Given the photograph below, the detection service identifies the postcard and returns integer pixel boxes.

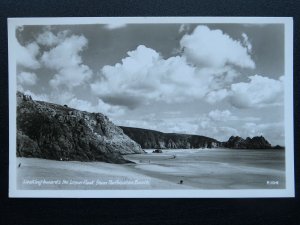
[8,17,294,198]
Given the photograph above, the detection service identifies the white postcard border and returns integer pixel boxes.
[8,17,294,198]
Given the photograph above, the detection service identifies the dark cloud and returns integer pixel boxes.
[101,95,143,110]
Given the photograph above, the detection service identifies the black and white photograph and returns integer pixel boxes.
[8,17,294,197]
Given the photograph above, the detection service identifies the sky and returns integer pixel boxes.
[15,22,285,145]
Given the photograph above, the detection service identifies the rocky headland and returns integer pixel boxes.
[120,126,220,149]
[222,136,272,149]
[17,92,144,164]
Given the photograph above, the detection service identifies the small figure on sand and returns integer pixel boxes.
[168,154,176,160]
[179,180,183,184]
[18,163,21,168]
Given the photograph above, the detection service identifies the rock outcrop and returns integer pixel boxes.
[152,149,163,153]
[223,136,272,149]
[17,92,144,163]
[272,145,285,150]
[119,126,220,149]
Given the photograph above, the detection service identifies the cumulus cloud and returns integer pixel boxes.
[41,34,87,69]
[90,27,258,109]
[15,25,284,145]
[91,45,245,108]
[230,75,284,108]
[206,89,229,104]
[49,65,92,89]
[16,40,40,69]
[17,72,38,86]
[180,25,255,69]
[91,45,198,107]
[40,33,92,89]
[36,30,69,46]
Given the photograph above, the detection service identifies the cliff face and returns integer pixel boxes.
[17,92,144,163]
[119,126,220,149]
[223,136,272,149]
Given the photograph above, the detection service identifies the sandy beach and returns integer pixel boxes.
[16,149,285,190]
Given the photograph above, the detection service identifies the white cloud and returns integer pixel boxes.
[230,75,284,108]
[91,45,197,106]
[16,40,40,69]
[89,28,258,110]
[17,72,38,86]
[49,65,92,89]
[206,89,229,104]
[41,34,87,70]
[104,23,127,30]
[241,33,252,53]
[193,110,238,141]
[178,24,190,33]
[180,25,255,69]
[91,45,245,108]
[208,109,235,121]
[40,33,92,89]
[36,30,69,46]
[89,27,259,110]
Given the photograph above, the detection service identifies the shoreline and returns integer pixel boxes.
[16,148,285,190]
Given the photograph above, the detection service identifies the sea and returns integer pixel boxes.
[125,148,285,189]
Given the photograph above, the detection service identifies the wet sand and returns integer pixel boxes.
[16,148,285,190]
